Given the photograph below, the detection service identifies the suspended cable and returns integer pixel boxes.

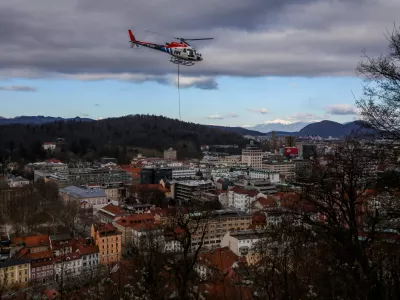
[178,63,181,121]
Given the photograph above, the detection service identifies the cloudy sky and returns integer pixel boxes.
[0,0,398,126]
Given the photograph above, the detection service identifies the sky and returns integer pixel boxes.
[0,0,398,127]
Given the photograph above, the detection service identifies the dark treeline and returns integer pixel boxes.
[0,114,247,163]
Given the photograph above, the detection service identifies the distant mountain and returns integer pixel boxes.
[208,125,266,136]
[298,120,374,137]
[247,121,311,133]
[0,116,94,125]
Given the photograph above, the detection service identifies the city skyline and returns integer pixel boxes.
[1,0,398,126]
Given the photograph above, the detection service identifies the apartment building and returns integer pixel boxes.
[171,166,197,179]
[68,168,132,186]
[228,187,259,213]
[241,141,263,169]
[91,223,122,265]
[249,169,280,183]
[190,209,252,250]
[221,229,266,259]
[262,160,295,179]
[0,259,31,288]
[172,180,215,202]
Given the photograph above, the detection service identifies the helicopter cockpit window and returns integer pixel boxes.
[183,49,187,53]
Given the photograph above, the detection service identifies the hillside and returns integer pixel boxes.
[298,120,374,137]
[208,125,266,136]
[0,115,247,162]
[0,115,93,125]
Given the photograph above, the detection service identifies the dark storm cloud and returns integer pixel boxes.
[0,0,398,88]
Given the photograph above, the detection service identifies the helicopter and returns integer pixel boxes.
[128,30,213,66]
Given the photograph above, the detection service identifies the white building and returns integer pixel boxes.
[42,142,56,151]
[54,252,82,282]
[241,141,263,169]
[7,176,30,188]
[249,169,280,183]
[78,246,100,275]
[221,229,266,256]
[262,161,295,179]
[228,187,260,213]
[171,166,197,179]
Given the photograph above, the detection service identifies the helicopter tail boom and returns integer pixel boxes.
[128,30,137,42]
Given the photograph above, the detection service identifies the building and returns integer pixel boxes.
[91,223,122,265]
[228,187,260,212]
[221,229,266,264]
[262,161,295,179]
[77,244,100,275]
[67,168,132,186]
[0,259,31,288]
[285,136,296,147]
[190,209,252,250]
[172,180,215,202]
[140,167,173,184]
[300,144,317,159]
[7,176,30,188]
[248,169,280,183]
[114,214,155,255]
[97,204,129,223]
[284,147,299,158]
[54,252,82,282]
[42,142,56,151]
[234,179,277,195]
[164,148,177,160]
[27,160,68,180]
[171,166,197,179]
[294,159,312,180]
[59,186,108,211]
[11,235,53,285]
[241,141,263,169]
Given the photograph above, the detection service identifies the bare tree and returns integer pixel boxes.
[356,24,400,141]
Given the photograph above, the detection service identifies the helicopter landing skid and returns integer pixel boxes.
[170,57,195,66]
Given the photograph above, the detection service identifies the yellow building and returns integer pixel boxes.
[0,259,31,288]
[91,223,122,265]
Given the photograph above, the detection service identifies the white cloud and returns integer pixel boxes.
[206,112,238,120]
[325,104,359,115]
[287,112,321,122]
[249,108,269,114]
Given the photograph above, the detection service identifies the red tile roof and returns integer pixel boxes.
[197,247,242,273]
[230,187,259,197]
[255,196,278,208]
[100,204,128,216]
[42,289,61,300]
[93,223,122,236]
[115,214,155,227]
[12,235,50,248]
[131,223,160,232]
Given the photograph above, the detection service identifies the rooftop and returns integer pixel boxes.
[176,180,213,187]
[60,186,106,198]
[229,229,266,240]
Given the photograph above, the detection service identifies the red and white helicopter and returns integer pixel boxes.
[128,30,213,66]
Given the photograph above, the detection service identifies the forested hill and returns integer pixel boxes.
[0,115,247,162]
